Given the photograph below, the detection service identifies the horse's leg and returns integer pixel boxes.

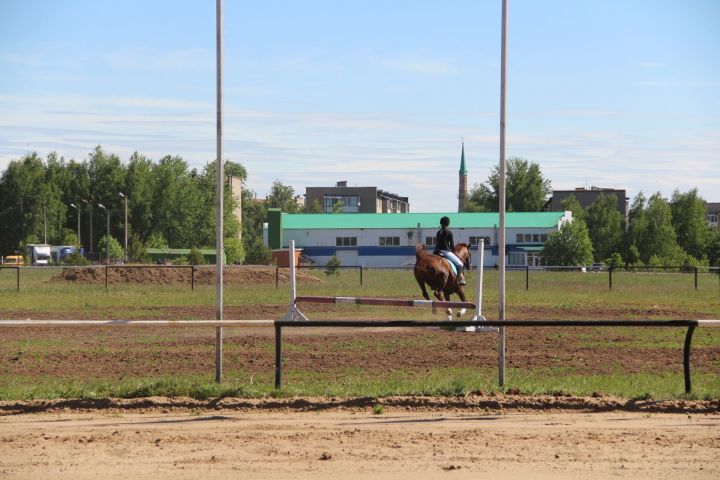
[455,287,467,318]
[418,280,430,301]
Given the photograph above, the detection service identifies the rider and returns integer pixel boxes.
[434,216,466,285]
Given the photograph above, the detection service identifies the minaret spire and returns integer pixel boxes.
[458,139,468,212]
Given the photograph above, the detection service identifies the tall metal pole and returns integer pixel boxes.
[70,203,81,250]
[83,199,93,254]
[119,192,128,262]
[43,204,47,244]
[214,0,224,383]
[106,210,110,263]
[498,0,508,388]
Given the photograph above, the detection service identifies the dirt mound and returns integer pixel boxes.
[51,265,323,286]
[1,394,718,415]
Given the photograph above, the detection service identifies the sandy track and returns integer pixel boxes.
[1,409,718,480]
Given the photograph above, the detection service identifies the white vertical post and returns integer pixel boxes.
[289,240,297,309]
[476,238,484,320]
[498,0,508,388]
[214,0,224,383]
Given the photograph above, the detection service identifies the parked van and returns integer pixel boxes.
[1,255,24,266]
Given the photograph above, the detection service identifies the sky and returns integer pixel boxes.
[1,0,718,212]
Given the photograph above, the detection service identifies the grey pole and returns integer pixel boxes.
[43,204,47,244]
[119,192,128,262]
[98,204,110,264]
[83,199,93,254]
[70,203,80,250]
[214,0,224,383]
[498,0,508,388]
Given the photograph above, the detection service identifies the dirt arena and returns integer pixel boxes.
[1,396,719,479]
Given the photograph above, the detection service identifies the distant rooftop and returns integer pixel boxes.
[282,211,567,230]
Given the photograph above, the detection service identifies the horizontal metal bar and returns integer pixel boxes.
[2,319,716,329]
[295,295,475,309]
[277,319,700,328]
[0,320,274,327]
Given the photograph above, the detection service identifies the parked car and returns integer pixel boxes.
[1,255,24,266]
[591,263,604,272]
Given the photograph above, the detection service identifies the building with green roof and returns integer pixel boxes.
[265,210,571,267]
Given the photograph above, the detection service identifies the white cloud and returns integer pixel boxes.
[1,91,719,211]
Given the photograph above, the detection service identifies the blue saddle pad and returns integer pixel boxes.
[443,258,458,276]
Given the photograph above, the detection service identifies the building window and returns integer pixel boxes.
[532,234,540,243]
[469,236,491,246]
[379,236,400,246]
[336,237,357,247]
[516,233,523,243]
[509,252,526,266]
[709,214,718,223]
[540,234,548,243]
[425,236,435,246]
[524,234,532,243]
[324,195,360,213]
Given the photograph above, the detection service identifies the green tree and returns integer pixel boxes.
[670,189,712,260]
[331,200,345,213]
[541,220,594,266]
[560,194,585,222]
[707,230,720,267]
[306,198,323,213]
[125,152,155,241]
[585,193,623,262]
[244,237,272,264]
[188,247,205,265]
[241,188,268,263]
[97,235,123,262]
[127,233,146,262]
[88,146,125,239]
[266,180,300,213]
[146,232,169,249]
[644,193,682,263]
[465,157,551,212]
[224,236,245,264]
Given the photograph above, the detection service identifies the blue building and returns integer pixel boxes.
[265,210,572,267]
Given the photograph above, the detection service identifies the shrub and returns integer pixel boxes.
[325,256,341,276]
[224,236,245,264]
[64,252,90,266]
[188,247,205,266]
[97,235,123,262]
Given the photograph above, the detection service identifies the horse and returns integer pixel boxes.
[414,243,472,319]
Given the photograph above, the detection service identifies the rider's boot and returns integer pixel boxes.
[457,272,466,285]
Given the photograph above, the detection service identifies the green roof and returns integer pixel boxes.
[282,212,566,230]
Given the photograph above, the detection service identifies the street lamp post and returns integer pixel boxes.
[118,192,128,262]
[98,204,110,264]
[70,203,81,250]
[82,199,93,254]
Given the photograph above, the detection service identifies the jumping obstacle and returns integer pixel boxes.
[282,239,495,332]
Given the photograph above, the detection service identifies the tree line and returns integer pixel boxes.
[1,150,717,267]
[0,147,256,263]
[464,157,719,267]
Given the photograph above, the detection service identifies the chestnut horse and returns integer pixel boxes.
[414,243,472,318]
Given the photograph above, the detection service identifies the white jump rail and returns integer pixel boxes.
[0,320,274,327]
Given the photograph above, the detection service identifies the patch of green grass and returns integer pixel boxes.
[1,367,718,401]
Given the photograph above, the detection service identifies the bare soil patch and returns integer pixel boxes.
[51,265,323,285]
[0,407,718,479]
[2,327,718,380]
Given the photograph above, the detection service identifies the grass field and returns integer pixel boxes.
[0,265,718,401]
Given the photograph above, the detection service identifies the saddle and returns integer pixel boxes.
[435,252,458,277]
